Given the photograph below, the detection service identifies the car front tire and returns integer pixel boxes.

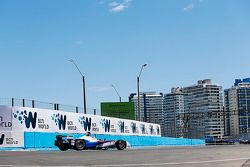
[116,140,127,150]
[75,139,86,150]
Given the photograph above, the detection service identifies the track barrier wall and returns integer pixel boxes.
[0,105,205,150]
[22,132,204,149]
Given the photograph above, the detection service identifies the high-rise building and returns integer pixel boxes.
[182,79,224,139]
[224,78,250,137]
[130,92,164,134]
[164,87,185,137]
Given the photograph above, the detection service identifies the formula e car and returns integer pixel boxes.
[239,138,250,144]
[55,134,128,151]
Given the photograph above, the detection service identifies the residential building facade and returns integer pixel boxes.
[130,92,164,134]
[182,79,224,139]
[224,78,250,137]
[163,87,185,137]
[130,79,224,139]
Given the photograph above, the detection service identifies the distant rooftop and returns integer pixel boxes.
[234,78,250,86]
[197,79,212,85]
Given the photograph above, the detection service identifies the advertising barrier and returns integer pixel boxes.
[10,106,161,136]
[0,106,12,131]
[0,105,205,149]
[0,131,24,148]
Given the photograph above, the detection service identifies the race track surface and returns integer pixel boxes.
[1,145,250,167]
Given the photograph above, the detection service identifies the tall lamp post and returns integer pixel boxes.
[137,64,147,121]
[111,84,121,102]
[69,59,87,114]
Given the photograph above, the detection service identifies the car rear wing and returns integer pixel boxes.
[56,135,74,141]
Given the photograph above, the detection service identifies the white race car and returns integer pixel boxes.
[55,134,128,151]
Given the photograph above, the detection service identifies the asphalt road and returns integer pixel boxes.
[1,145,250,167]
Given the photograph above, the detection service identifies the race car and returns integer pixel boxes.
[54,133,128,151]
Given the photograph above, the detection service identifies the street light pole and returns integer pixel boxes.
[137,76,140,121]
[111,84,122,102]
[137,64,147,122]
[69,59,87,114]
[82,76,87,114]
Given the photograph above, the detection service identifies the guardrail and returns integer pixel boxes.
[0,98,99,115]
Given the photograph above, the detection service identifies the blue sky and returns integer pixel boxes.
[0,0,250,113]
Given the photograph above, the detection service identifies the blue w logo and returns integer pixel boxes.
[0,134,4,145]
[58,115,67,130]
[104,120,110,132]
[150,125,154,134]
[24,112,37,129]
[157,126,160,135]
[119,121,125,133]
[13,110,37,129]
[141,124,145,134]
[131,123,136,133]
[83,117,91,131]
[79,116,92,131]
[100,119,111,132]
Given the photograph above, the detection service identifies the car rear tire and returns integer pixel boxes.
[116,140,126,150]
[75,140,86,150]
[58,144,69,151]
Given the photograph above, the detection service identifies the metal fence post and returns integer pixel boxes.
[76,106,78,113]
[12,98,14,107]
[32,100,35,108]
[22,99,25,107]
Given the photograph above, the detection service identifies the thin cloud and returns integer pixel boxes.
[183,0,204,12]
[109,0,132,13]
[124,0,132,3]
[183,3,195,12]
[89,86,112,92]
[110,4,127,12]
[109,1,119,7]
